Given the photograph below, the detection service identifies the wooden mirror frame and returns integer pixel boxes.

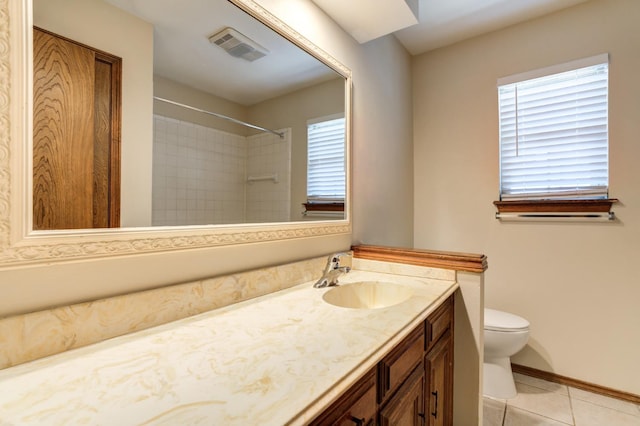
[0,0,352,267]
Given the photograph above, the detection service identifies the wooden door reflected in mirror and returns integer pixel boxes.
[32,27,121,230]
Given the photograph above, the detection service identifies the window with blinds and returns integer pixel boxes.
[307,116,346,202]
[498,54,609,200]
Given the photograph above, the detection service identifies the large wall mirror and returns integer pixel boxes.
[0,0,351,266]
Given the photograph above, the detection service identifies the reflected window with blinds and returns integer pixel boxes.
[306,115,346,205]
[497,54,609,200]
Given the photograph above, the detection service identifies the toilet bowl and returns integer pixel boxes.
[483,308,530,399]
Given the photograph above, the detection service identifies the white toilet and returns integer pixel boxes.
[483,308,530,399]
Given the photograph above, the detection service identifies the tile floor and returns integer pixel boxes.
[483,373,640,425]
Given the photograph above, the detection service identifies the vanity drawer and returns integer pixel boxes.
[426,296,453,351]
[377,324,425,403]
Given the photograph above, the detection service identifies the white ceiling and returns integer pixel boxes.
[100,0,592,105]
[394,0,591,55]
[104,0,339,106]
[311,0,419,43]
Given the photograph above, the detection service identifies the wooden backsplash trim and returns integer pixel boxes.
[351,245,487,273]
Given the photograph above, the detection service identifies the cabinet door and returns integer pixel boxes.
[378,324,425,403]
[379,364,425,426]
[425,332,453,426]
[310,370,376,426]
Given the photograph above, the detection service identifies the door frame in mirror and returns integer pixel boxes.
[0,0,351,267]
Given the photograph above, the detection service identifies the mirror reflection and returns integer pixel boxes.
[32,0,347,230]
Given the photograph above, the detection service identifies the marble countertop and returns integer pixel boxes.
[0,269,457,425]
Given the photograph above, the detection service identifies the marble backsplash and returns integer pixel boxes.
[0,255,328,370]
[0,254,458,370]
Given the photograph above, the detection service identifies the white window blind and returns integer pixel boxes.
[307,116,346,201]
[498,55,609,200]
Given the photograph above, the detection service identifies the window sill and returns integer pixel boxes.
[493,199,618,221]
[303,202,344,212]
[494,199,618,213]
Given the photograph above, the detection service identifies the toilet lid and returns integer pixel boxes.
[485,308,530,332]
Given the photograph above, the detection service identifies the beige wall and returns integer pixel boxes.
[34,0,154,227]
[412,0,640,394]
[353,36,414,246]
[0,0,414,316]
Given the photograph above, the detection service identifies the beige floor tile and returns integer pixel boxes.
[484,397,506,426]
[507,382,574,424]
[569,387,640,417]
[514,373,568,395]
[504,406,572,425]
[572,398,640,426]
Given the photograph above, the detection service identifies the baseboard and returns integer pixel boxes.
[512,363,640,404]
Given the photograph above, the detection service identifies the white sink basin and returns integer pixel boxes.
[322,281,414,309]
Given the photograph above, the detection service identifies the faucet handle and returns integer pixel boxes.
[314,252,353,288]
[332,252,352,271]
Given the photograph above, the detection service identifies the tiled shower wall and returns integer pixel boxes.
[152,115,290,226]
[246,130,291,223]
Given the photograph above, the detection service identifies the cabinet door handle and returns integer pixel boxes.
[347,414,366,425]
[431,390,439,418]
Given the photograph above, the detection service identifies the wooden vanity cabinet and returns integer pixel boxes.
[378,325,425,404]
[424,335,453,426]
[309,369,377,426]
[426,296,453,352]
[379,363,425,425]
[424,297,454,426]
[311,295,454,426]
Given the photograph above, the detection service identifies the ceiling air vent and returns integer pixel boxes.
[209,27,268,62]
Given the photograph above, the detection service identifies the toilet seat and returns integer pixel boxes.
[485,308,529,332]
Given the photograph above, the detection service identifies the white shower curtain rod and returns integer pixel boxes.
[153,96,285,139]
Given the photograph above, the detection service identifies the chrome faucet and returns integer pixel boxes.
[314,252,352,288]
